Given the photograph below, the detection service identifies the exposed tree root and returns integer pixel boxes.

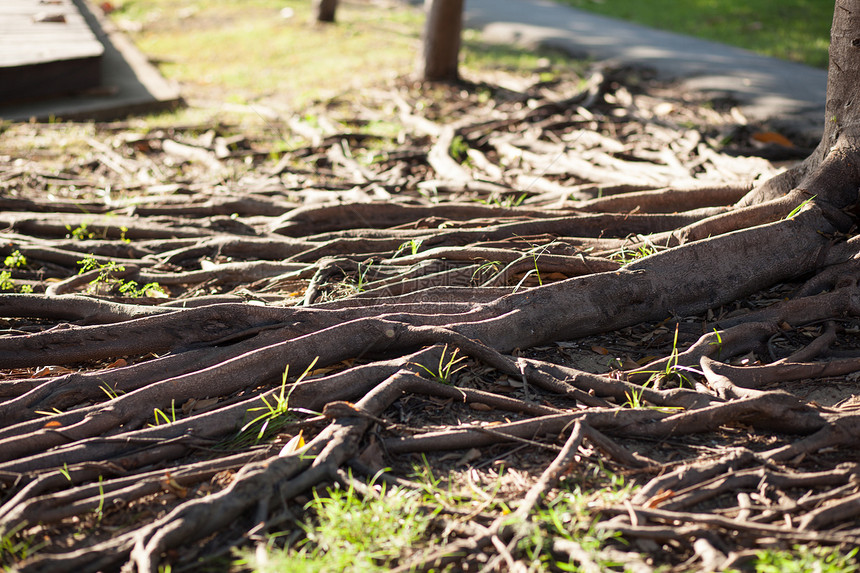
[3,61,860,572]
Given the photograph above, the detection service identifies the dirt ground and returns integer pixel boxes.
[2,63,860,572]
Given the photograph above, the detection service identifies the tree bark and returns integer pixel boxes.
[740,0,860,208]
[814,0,860,192]
[313,0,338,23]
[418,0,464,81]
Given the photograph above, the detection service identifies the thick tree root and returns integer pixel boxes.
[4,65,860,572]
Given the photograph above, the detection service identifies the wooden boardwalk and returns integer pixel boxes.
[0,0,104,103]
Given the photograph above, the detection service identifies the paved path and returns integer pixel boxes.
[464,0,828,138]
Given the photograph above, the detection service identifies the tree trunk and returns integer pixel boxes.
[740,0,860,208]
[313,0,338,23]
[418,0,464,81]
[809,0,860,200]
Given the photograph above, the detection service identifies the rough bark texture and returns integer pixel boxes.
[313,0,338,23]
[418,0,464,81]
[3,2,860,572]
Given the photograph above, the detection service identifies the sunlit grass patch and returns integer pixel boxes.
[112,0,424,108]
[236,479,439,572]
[556,0,832,68]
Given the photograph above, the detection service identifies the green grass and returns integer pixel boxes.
[743,545,859,573]
[110,0,587,129]
[236,479,439,572]
[555,0,833,68]
[238,358,318,444]
[76,256,166,298]
[518,471,633,571]
[412,345,466,385]
[236,459,638,572]
[610,243,658,265]
[112,0,424,108]
[1,522,44,570]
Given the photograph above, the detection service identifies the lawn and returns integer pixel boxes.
[107,0,576,126]
[556,0,833,68]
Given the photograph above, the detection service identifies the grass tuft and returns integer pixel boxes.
[741,545,859,573]
[237,478,438,572]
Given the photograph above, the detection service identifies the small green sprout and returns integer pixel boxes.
[611,243,657,264]
[708,327,723,358]
[393,238,423,258]
[152,400,177,426]
[77,256,165,298]
[100,383,122,400]
[3,250,26,268]
[240,357,319,442]
[0,271,15,292]
[66,222,95,241]
[623,383,648,409]
[59,463,72,482]
[118,280,167,298]
[785,195,817,219]
[354,261,372,292]
[479,193,527,208]
[94,476,105,522]
[449,134,469,162]
[414,346,467,384]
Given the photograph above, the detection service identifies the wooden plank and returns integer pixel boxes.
[0,0,103,102]
[0,0,182,121]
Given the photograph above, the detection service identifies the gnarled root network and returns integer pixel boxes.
[3,65,860,572]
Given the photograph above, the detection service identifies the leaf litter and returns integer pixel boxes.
[0,63,858,572]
